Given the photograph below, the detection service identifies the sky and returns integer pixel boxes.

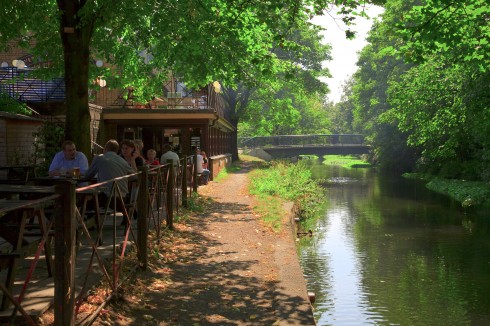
[311,5,384,103]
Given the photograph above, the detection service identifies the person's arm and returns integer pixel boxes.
[129,151,138,172]
[78,152,89,174]
[84,156,99,180]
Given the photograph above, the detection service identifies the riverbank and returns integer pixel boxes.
[403,172,490,208]
[90,159,316,325]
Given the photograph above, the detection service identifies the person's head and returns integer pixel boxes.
[134,139,144,154]
[147,149,157,160]
[201,150,207,157]
[62,140,77,160]
[120,139,135,158]
[104,139,119,153]
[163,144,172,153]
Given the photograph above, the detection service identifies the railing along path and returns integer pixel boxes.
[0,155,201,325]
[238,134,366,149]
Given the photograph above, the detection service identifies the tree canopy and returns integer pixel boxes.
[342,0,490,181]
[0,0,381,155]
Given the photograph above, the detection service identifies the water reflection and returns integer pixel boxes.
[298,159,490,326]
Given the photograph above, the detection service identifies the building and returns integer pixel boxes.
[0,51,234,179]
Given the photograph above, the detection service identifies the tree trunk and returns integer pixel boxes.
[59,0,93,157]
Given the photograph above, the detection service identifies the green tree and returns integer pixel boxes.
[386,58,490,180]
[225,17,333,159]
[395,0,490,71]
[0,0,380,156]
[0,91,31,115]
[350,0,420,172]
[327,78,355,134]
[383,0,490,180]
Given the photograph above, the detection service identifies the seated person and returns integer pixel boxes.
[133,139,147,165]
[120,139,145,170]
[196,148,210,185]
[146,149,160,165]
[160,144,180,168]
[201,150,209,169]
[84,139,135,204]
[49,140,89,177]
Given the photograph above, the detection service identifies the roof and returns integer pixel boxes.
[101,108,235,132]
[0,110,44,122]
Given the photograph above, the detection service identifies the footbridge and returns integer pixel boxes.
[239,134,370,160]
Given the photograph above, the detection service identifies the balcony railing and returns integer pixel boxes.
[0,67,65,102]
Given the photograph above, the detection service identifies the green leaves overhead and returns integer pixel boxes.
[397,0,490,70]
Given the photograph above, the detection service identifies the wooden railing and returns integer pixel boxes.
[0,155,201,325]
[238,134,366,149]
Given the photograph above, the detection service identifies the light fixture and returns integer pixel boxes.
[213,81,221,93]
[12,59,26,69]
[95,60,103,67]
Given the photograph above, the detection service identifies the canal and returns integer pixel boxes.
[297,161,490,326]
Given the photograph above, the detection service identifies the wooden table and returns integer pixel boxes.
[0,184,55,200]
[0,197,56,310]
[33,177,103,245]
[0,166,37,185]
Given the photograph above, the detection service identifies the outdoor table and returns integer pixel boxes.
[0,197,56,310]
[0,184,55,200]
[0,166,37,185]
[33,177,103,244]
[34,175,95,187]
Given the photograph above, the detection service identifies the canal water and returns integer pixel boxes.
[297,161,490,326]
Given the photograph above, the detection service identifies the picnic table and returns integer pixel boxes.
[0,166,37,185]
[0,196,57,311]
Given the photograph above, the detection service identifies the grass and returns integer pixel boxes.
[248,160,326,232]
[214,164,241,182]
[322,155,371,168]
[175,192,207,222]
[404,172,490,207]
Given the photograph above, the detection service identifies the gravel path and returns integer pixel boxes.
[102,161,316,326]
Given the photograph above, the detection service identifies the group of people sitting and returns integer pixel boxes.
[47,139,211,200]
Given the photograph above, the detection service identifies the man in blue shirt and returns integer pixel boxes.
[48,140,89,177]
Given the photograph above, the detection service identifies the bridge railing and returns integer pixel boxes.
[238,134,365,149]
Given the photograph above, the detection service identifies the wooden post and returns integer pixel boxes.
[181,155,188,207]
[192,154,198,193]
[137,166,148,270]
[54,180,76,326]
[166,160,174,229]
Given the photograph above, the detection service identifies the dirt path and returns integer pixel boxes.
[101,161,316,325]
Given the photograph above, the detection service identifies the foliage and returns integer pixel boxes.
[425,178,490,208]
[32,121,65,176]
[395,0,490,71]
[326,78,356,134]
[347,0,421,173]
[322,155,371,168]
[0,92,31,115]
[249,160,326,230]
[385,56,490,180]
[404,172,490,207]
[0,0,379,156]
[229,17,333,143]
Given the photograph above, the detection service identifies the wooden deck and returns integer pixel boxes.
[0,212,141,322]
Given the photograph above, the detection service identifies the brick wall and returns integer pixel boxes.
[209,154,232,180]
[0,119,42,166]
[0,41,31,67]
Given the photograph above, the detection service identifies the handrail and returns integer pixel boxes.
[238,134,366,149]
[0,156,202,324]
